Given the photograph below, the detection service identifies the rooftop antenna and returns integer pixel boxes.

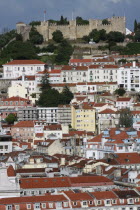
[44,10,46,22]
[72,9,74,20]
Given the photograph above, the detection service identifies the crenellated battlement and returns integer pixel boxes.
[16,16,126,42]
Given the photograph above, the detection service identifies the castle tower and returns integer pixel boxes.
[69,20,77,40]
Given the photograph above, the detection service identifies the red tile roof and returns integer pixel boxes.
[0,195,67,205]
[12,121,34,128]
[89,65,101,69]
[2,96,29,102]
[116,97,131,102]
[7,165,15,177]
[99,109,117,114]
[20,175,113,189]
[70,176,113,186]
[91,191,118,199]
[70,59,92,63]
[4,60,45,65]
[17,75,36,80]
[35,133,44,137]
[20,177,71,189]
[64,191,93,201]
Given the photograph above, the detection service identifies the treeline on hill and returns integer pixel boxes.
[83,29,125,43]
[0,28,73,66]
[0,30,16,49]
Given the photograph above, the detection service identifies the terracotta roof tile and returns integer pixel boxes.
[91,191,118,199]
[0,195,67,205]
[4,60,45,65]
[116,97,131,102]
[7,165,15,177]
[12,121,34,128]
[2,96,29,102]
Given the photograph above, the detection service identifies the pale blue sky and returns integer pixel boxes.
[0,0,139,32]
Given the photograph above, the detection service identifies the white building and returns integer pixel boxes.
[117,61,140,91]
[88,65,118,83]
[116,97,134,110]
[60,66,88,83]
[3,60,45,79]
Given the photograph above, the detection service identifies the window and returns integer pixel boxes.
[56,202,62,207]
[7,205,12,210]
[0,146,3,150]
[15,205,20,210]
[42,203,46,208]
[97,200,101,205]
[27,204,31,209]
[112,199,116,204]
[5,145,8,150]
[63,202,68,207]
[34,203,40,209]
[120,199,124,204]
[89,201,93,205]
[73,202,77,206]
[83,201,87,205]
[106,200,110,204]
[49,203,53,208]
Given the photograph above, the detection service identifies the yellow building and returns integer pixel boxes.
[71,103,96,132]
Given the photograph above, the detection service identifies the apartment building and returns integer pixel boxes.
[0,134,12,155]
[88,64,118,83]
[71,102,96,132]
[61,66,88,83]
[3,60,45,79]
[117,62,140,91]
[18,106,71,125]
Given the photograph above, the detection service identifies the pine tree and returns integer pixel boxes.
[61,85,74,104]
[119,108,133,128]
[134,19,138,32]
[41,72,51,91]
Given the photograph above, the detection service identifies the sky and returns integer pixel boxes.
[0,0,140,33]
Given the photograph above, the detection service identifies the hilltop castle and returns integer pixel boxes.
[16,16,126,42]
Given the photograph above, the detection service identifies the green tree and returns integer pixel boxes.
[134,19,138,32]
[102,19,110,25]
[118,108,133,128]
[29,27,43,45]
[5,113,17,124]
[0,29,16,49]
[76,16,89,25]
[29,21,41,27]
[41,73,51,91]
[118,59,127,64]
[88,29,107,43]
[82,35,90,43]
[55,39,73,64]
[37,88,62,107]
[0,40,37,60]
[16,33,23,41]
[135,31,140,42]
[107,31,125,42]
[45,44,56,53]
[58,16,69,25]
[61,86,74,104]
[114,88,126,96]
[52,30,64,43]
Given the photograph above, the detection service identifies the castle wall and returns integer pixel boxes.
[76,25,90,38]
[16,16,126,42]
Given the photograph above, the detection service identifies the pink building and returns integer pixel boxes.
[11,121,34,140]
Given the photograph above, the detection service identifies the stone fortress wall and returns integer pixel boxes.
[16,16,126,42]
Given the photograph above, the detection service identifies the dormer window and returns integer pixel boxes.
[97,200,101,205]
[82,201,87,206]
[73,202,77,206]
